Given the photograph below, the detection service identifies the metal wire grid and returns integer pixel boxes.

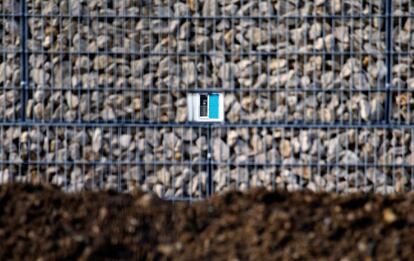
[0,125,209,199]
[392,1,414,124]
[0,0,21,122]
[0,0,413,199]
[22,1,389,125]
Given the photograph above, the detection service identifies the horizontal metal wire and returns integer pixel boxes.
[0,14,393,19]
[14,87,391,92]
[23,51,389,56]
[4,51,413,56]
[212,162,414,168]
[3,161,414,168]
[0,160,209,165]
[0,120,411,129]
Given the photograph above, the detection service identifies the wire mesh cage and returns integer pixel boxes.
[0,0,413,199]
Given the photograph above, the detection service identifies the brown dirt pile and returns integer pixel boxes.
[0,184,413,260]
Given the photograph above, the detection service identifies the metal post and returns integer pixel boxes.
[207,125,213,197]
[20,0,28,120]
[385,0,393,123]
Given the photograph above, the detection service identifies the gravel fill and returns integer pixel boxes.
[25,0,388,123]
[1,0,414,195]
[1,126,414,195]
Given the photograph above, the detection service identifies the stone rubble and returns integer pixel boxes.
[22,0,388,123]
[0,0,413,197]
[0,124,413,196]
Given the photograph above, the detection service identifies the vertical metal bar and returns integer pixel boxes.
[412,129,414,192]
[385,0,393,123]
[385,0,394,194]
[19,0,29,186]
[20,0,28,120]
[207,125,212,197]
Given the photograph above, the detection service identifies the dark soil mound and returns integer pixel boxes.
[0,184,413,260]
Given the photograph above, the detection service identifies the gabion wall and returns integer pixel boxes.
[0,0,413,199]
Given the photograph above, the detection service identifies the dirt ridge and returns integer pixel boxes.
[0,184,413,260]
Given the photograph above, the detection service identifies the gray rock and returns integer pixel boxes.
[174,2,191,16]
[56,149,67,162]
[53,62,72,87]
[131,59,148,77]
[393,64,409,75]
[105,175,118,191]
[0,169,11,184]
[101,107,115,120]
[69,143,81,160]
[51,175,65,187]
[43,1,58,15]
[153,183,164,197]
[75,56,90,70]
[213,138,230,161]
[351,73,369,89]
[69,0,84,15]
[97,35,111,50]
[315,34,335,51]
[65,92,79,110]
[164,132,178,150]
[33,90,46,102]
[299,131,312,152]
[407,78,414,90]
[245,27,269,46]
[182,62,197,85]
[194,35,212,50]
[33,103,44,119]
[145,128,161,148]
[179,22,191,39]
[375,185,395,195]
[334,26,349,42]
[368,60,387,80]
[29,129,44,143]
[309,23,322,40]
[157,168,172,186]
[341,58,361,78]
[340,150,360,165]
[92,129,102,153]
[119,134,132,149]
[93,55,113,70]
[269,59,287,71]
[176,128,197,142]
[72,33,88,51]
[32,68,50,86]
[169,20,180,33]
[202,0,220,16]
[359,98,370,121]
[280,140,292,158]
[227,130,238,147]
[320,108,335,122]
[226,101,241,122]
[275,1,295,16]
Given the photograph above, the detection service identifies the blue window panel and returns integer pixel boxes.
[209,94,219,119]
